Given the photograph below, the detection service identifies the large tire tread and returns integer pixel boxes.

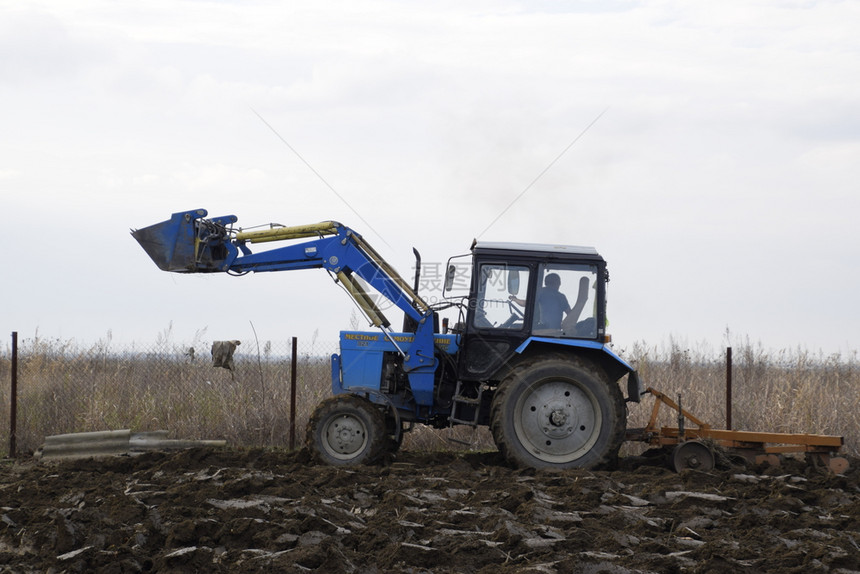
[490,353,625,470]
[306,394,387,466]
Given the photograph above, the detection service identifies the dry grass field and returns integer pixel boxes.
[1,333,857,458]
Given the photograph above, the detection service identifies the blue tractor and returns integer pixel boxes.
[133,209,643,469]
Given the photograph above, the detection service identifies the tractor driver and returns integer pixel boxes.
[510,272,570,330]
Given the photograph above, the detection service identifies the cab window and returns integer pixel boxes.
[472,264,530,330]
[532,263,599,338]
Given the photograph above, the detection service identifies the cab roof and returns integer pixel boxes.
[471,240,602,260]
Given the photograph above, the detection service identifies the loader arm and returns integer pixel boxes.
[230,221,430,329]
[132,209,438,399]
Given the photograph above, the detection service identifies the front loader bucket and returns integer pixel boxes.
[131,209,207,272]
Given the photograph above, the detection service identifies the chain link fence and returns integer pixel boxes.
[0,335,337,455]
[5,334,857,458]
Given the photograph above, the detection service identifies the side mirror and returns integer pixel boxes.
[507,269,520,295]
[442,254,473,299]
[444,264,457,292]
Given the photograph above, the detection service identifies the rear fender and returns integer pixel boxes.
[515,337,644,402]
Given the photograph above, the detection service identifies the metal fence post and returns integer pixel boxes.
[289,336,298,450]
[9,332,18,458]
[726,346,733,431]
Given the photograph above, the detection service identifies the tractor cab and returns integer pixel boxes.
[446,241,609,382]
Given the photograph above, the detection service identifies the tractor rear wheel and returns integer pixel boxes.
[490,356,626,469]
[306,394,387,466]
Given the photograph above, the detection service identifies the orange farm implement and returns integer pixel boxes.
[626,388,848,473]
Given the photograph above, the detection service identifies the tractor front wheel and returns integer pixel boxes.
[306,394,387,466]
[490,356,626,469]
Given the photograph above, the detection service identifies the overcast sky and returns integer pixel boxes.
[2,0,858,357]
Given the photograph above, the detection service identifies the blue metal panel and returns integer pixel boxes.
[330,353,343,394]
[340,350,385,391]
[334,331,459,406]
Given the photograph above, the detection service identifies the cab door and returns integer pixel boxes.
[459,262,533,380]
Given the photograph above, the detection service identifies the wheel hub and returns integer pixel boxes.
[324,415,366,456]
[672,440,715,472]
[543,402,575,439]
[549,409,568,427]
[515,380,601,460]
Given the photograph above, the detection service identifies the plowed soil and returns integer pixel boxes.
[2,448,860,573]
